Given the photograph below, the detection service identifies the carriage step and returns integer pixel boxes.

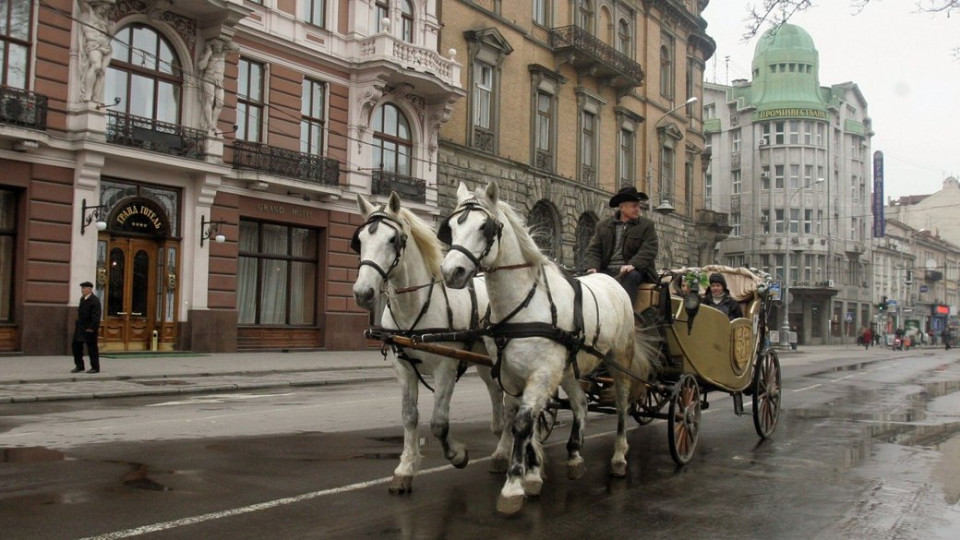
[733,392,744,416]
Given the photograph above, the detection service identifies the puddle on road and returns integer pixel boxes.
[1,446,66,463]
[114,461,172,491]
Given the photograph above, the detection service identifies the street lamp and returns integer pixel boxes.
[780,177,824,349]
[651,97,698,215]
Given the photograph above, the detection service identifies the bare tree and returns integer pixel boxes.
[744,0,959,40]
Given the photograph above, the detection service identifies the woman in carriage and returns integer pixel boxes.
[703,272,742,320]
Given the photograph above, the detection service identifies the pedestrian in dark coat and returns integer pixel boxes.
[945,329,953,351]
[702,273,743,321]
[72,281,101,374]
[582,186,659,306]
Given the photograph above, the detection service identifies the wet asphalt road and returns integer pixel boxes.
[2,347,960,539]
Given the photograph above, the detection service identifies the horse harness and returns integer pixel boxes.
[437,200,606,387]
[352,209,483,391]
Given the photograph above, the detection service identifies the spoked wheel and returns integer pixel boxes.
[631,387,666,425]
[752,348,782,438]
[667,374,701,466]
[538,402,559,442]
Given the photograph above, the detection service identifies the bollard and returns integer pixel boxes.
[151,330,158,351]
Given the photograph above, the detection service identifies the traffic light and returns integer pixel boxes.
[878,296,887,312]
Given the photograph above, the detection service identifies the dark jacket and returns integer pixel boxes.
[703,292,743,320]
[582,212,658,280]
[74,293,102,343]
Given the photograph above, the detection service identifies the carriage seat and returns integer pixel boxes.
[700,265,763,320]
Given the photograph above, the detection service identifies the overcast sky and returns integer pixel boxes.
[701,1,960,201]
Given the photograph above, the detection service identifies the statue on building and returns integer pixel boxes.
[197,36,236,133]
[78,0,115,103]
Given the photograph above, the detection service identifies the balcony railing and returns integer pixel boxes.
[233,141,340,186]
[549,26,644,88]
[106,111,205,160]
[372,170,426,203]
[0,85,48,130]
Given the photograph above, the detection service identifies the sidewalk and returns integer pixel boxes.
[0,343,899,404]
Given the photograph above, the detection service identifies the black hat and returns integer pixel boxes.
[608,186,650,208]
[708,273,726,287]
[80,281,94,288]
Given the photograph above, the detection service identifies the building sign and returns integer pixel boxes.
[872,151,885,237]
[108,197,170,236]
[756,108,828,120]
[934,305,950,316]
[769,282,781,301]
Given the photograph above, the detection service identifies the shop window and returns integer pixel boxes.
[0,189,16,322]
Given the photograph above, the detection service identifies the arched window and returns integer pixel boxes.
[528,200,561,261]
[617,20,631,55]
[659,37,674,98]
[106,25,182,123]
[577,0,593,33]
[575,213,597,271]
[401,0,414,43]
[372,103,412,175]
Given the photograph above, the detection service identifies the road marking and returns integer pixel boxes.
[793,383,822,392]
[80,408,715,538]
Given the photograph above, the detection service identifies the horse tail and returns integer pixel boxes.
[632,324,663,381]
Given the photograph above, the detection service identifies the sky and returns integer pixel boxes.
[700,1,960,201]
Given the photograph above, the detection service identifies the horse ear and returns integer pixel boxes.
[484,180,500,206]
[456,182,471,202]
[357,193,375,218]
[387,191,402,214]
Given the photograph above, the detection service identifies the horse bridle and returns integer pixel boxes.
[350,210,408,280]
[436,200,503,271]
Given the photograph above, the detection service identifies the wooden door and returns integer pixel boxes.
[100,238,156,351]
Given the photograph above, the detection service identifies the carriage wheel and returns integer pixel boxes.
[667,374,701,466]
[752,349,782,439]
[537,404,558,442]
[631,387,666,425]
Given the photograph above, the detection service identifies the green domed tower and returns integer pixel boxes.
[750,24,827,119]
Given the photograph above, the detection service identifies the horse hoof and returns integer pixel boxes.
[497,494,524,515]
[522,476,543,497]
[610,462,627,478]
[388,475,413,494]
[567,460,585,480]
[490,456,509,474]
[451,448,469,469]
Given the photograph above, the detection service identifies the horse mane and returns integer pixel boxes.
[396,206,443,279]
[495,200,549,267]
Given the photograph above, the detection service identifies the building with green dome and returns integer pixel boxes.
[703,23,874,346]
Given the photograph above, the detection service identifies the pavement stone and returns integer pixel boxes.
[0,344,931,404]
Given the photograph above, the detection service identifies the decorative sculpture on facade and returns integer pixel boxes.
[78,0,116,103]
[197,36,236,133]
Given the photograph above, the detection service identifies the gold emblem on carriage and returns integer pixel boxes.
[730,324,752,375]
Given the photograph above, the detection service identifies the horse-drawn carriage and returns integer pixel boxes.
[352,182,781,514]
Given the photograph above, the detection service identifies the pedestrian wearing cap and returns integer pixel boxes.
[702,273,742,321]
[72,281,101,374]
[582,186,659,306]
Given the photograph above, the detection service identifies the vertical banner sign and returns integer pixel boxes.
[873,151,885,237]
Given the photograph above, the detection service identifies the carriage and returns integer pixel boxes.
[555,264,782,466]
[353,183,781,513]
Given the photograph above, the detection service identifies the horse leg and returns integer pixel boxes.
[610,379,631,477]
[490,394,518,474]
[430,366,468,469]
[498,404,535,515]
[559,373,588,480]
[475,365,506,437]
[391,365,421,493]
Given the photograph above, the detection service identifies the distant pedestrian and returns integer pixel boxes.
[863,328,873,350]
[945,329,953,351]
[72,281,101,374]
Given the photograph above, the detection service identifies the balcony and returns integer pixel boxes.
[372,170,426,203]
[356,34,462,101]
[549,26,644,91]
[233,141,340,187]
[0,86,47,131]
[106,112,205,160]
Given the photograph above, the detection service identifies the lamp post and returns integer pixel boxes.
[651,97,698,215]
[780,177,823,349]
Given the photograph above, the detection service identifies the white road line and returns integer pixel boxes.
[81,408,718,539]
[793,383,822,392]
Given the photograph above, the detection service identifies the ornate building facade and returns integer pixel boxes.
[0,0,462,354]
[434,0,719,271]
[704,23,874,345]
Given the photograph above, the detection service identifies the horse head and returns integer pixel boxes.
[352,192,409,309]
[439,181,504,289]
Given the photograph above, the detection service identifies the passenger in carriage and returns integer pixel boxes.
[582,186,659,306]
[703,273,742,321]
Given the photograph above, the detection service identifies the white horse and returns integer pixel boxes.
[351,192,506,494]
[439,181,659,514]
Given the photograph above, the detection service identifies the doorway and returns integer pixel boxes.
[101,238,156,351]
